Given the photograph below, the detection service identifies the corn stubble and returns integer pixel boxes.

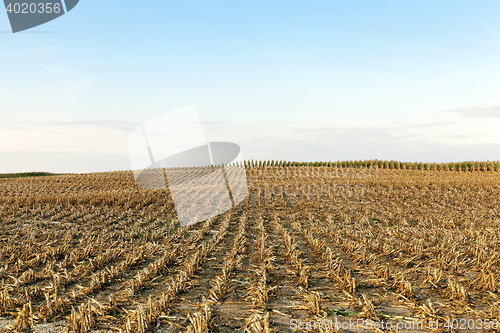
[0,164,499,332]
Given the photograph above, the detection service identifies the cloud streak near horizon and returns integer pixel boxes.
[2,100,500,174]
[449,105,500,118]
[2,117,499,174]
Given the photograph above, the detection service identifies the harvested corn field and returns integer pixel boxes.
[0,165,500,332]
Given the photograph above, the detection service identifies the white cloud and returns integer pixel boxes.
[0,151,130,173]
[234,124,500,163]
[2,103,500,173]
[449,104,500,118]
[45,120,139,131]
[0,121,131,155]
[203,113,500,164]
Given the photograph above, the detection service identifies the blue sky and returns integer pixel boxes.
[1,0,500,173]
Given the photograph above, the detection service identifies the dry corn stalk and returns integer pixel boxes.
[361,294,379,321]
[6,301,32,332]
[0,288,14,314]
[185,298,211,333]
[244,311,270,333]
[446,278,470,303]
[304,291,321,315]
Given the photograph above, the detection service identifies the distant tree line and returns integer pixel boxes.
[240,160,500,171]
[0,172,59,179]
